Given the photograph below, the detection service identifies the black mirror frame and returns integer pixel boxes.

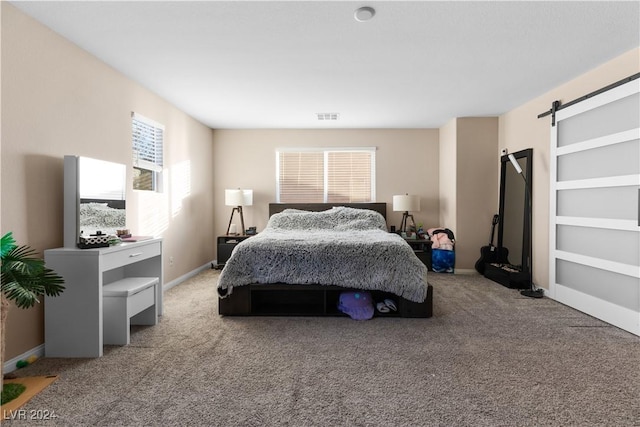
[497,148,533,274]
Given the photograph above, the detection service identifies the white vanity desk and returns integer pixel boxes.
[44,238,163,357]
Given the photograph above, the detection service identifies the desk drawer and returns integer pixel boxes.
[102,242,161,271]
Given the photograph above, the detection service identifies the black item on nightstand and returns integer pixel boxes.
[216,235,252,268]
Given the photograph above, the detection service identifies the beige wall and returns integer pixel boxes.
[1,4,215,359]
[438,118,457,230]
[456,118,499,269]
[211,129,439,256]
[499,47,640,290]
[438,118,499,270]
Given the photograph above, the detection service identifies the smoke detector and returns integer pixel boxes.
[354,6,376,22]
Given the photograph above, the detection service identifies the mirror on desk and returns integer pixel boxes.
[64,155,127,247]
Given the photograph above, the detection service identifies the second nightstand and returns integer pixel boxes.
[216,235,252,268]
[402,238,433,271]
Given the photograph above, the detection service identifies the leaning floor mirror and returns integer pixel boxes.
[484,148,533,289]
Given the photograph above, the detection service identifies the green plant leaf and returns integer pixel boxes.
[0,232,17,259]
[1,234,65,309]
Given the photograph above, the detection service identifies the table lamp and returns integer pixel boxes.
[225,189,253,235]
[393,194,420,234]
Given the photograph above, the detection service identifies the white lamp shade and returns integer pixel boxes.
[225,189,253,206]
[393,194,420,212]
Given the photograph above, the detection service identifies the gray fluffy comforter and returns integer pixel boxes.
[217,207,428,302]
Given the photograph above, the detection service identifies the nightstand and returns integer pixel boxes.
[401,238,433,271]
[216,235,252,268]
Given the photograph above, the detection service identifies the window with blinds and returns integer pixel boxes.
[276,148,375,203]
[132,112,164,191]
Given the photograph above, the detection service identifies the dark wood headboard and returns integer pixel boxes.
[269,203,387,220]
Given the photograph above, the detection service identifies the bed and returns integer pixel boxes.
[217,203,433,318]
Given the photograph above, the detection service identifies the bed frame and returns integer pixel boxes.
[218,203,433,318]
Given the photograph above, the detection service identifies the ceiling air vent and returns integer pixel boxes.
[316,113,340,121]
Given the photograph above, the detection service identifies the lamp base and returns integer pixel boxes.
[520,289,544,298]
[226,206,246,236]
[399,212,416,234]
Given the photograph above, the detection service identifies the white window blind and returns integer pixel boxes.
[132,112,164,191]
[277,148,375,203]
[278,151,324,203]
[327,151,372,203]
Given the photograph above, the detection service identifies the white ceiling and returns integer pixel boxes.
[10,1,640,129]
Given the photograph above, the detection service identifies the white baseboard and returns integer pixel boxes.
[4,262,215,373]
[163,260,215,291]
[453,268,478,275]
[4,344,45,374]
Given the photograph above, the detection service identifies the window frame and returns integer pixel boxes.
[275,147,376,203]
[132,112,164,192]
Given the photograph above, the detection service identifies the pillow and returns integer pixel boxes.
[267,206,386,232]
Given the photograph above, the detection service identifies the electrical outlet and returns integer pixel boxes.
[169,256,174,266]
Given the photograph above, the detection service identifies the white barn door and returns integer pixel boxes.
[549,78,640,336]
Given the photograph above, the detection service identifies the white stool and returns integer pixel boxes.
[103,277,158,345]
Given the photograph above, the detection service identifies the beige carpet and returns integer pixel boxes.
[4,269,640,426]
